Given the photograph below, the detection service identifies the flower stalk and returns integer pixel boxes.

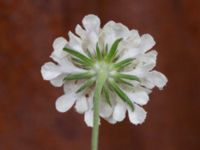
[92,67,107,150]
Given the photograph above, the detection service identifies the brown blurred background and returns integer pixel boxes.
[0,0,200,150]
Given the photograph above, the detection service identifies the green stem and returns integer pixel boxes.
[92,69,107,150]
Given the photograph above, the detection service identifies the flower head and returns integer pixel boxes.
[41,14,167,127]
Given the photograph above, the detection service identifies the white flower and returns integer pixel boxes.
[41,14,167,127]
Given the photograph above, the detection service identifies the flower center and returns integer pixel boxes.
[93,61,115,80]
[63,38,140,110]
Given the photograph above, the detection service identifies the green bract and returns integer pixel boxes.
[63,38,140,110]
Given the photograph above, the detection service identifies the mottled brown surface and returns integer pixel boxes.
[0,0,200,150]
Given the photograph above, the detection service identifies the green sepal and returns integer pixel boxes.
[102,86,112,107]
[85,49,93,59]
[102,44,108,57]
[116,78,133,87]
[116,73,140,82]
[64,71,95,80]
[63,47,93,66]
[96,43,102,61]
[114,58,134,70]
[109,79,134,111]
[105,38,123,62]
[71,57,91,69]
[112,55,120,63]
[76,79,95,93]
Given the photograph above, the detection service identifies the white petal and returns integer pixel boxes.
[55,93,76,113]
[86,91,94,109]
[128,30,141,46]
[82,14,100,32]
[100,100,113,118]
[123,67,145,78]
[63,81,80,94]
[139,34,155,53]
[50,74,66,87]
[41,60,82,82]
[113,102,126,122]
[128,104,147,125]
[76,15,100,53]
[58,57,85,73]
[121,30,140,50]
[105,116,117,124]
[50,37,67,61]
[112,22,129,37]
[75,96,88,114]
[84,109,94,127]
[126,91,149,106]
[102,21,129,49]
[75,24,86,38]
[145,71,168,89]
[59,58,85,74]
[103,21,129,38]
[137,50,158,71]
[41,62,61,80]
[119,30,141,59]
[68,31,83,53]
[81,31,98,53]
[53,37,67,50]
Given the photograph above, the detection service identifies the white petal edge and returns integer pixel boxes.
[128,104,147,125]
[84,109,94,127]
[105,116,117,124]
[50,74,66,87]
[55,93,76,113]
[50,37,67,61]
[68,31,83,53]
[103,21,129,38]
[100,100,113,118]
[146,71,168,90]
[82,14,100,32]
[139,34,155,53]
[137,50,158,71]
[102,21,129,49]
[41,62,61,80]
[63,81,80,94]
[75,96,88,114]
[75,24,86,38]
[113,102,126,122]
[126,91,149,106]
[118,30,141,60]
